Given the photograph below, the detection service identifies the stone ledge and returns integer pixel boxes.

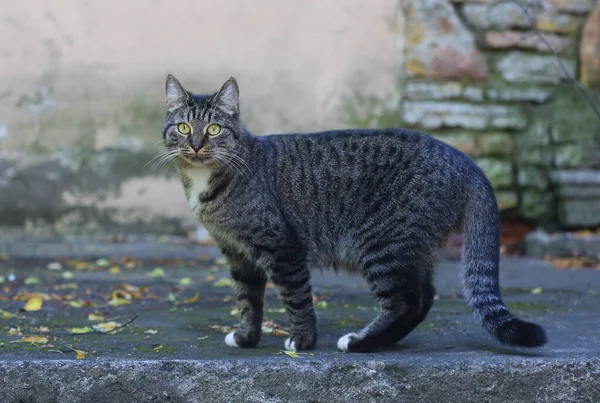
[0,358,598,403]
[525,230,600,258]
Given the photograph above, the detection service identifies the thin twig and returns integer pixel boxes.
[511,0,600,120]
[57,314,140,335]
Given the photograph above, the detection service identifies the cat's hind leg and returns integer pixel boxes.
[337,249,431,352]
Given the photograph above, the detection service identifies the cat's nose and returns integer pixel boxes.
[191,145,202,153]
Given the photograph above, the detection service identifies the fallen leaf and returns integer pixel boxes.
[184,292,199,304]
[209,325,233,334]
[47,262,63,271]
[108,297,131,306]
[157,234,171,243]
[144,329,159,335]
[70,326,94,334]
[282,350,298,358]
[213,278,234,288]
[316,301,328,310]
[71,261,89,270]
[69,300,84,308]
[0,310,15,319]
[152,344,164,351]
[20,336,48,344]
[75,349,87,360]
[93,321,122,333]
[23,296,43,311]
[38,326,50,333]
[95,258,110,267]
[62,271,74,280]
[531,287,543,295]
[109,266,121,274]
[8,327,22,336]
[204,273,215,282]
[53,282,78,290]
[266,308,286,314]
[197,335,209,340]
[214,257,228,267]
[148,267,166,278]
[179,277,192,286]
[24,276,39,285]
[271,328,290,337]
[0,275,5,284]
[88,313,105,321]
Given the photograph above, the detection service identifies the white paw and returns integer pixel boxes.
[337,333,359,352]
[225,332,239,348]
[284,337,297,352]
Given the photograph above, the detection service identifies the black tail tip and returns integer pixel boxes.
[495,319,547,348]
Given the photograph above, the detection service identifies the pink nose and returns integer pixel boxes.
[191,145,201,153]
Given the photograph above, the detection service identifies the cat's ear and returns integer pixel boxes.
[213,77,239,117]
[165,74,188,113]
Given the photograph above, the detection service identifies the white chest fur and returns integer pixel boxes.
[182,168,212,212]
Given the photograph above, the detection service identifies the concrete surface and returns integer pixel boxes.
[0,238,599,402]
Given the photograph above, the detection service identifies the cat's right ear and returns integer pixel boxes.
[165,74,188,113]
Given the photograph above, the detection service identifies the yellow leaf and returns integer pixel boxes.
[316,301,328,310]
[204,273,215,282]
[213,278,234,288]
[230,307,240,316]
[8,327,22,336]
[144,329,159,335]
[531,287,543,294]
[179,277,192,286]
[109,266,121,274]
[62,271,74,279]
[108,297,131,306]
[95,258,110,267]
[70,326,94,334]
[267,308,286,314]
[157,235,171,243]
[0,310,15,319]
[20,336,48,344]
[69,300,84,308]
[47,262,63,271]
[271,328,290,337]
[282,350,298,358]
[148,267,166,278]
[93,321,121,333]
[24,276,39,285]
[184,292,199,304]
[75,349,87,360]
[208,325,233,334]
[38,326,50,333]
[88,313,105,321]
[72,261,89,270]
[152,344,164,352]
[23,296,43,311]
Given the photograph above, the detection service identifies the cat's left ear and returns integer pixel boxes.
[213,77,239,117]
[165,74,189,113]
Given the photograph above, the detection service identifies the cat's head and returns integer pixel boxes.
[162,75,244,168]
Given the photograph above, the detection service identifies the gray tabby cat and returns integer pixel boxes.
[161,75,547,352]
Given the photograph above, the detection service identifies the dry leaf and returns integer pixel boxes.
[266,308,286,314]
[148,267,166,278]
[271,328,290,337]
[204,273,215,282]
[144,329,159,335]
[62,271,74,280]
[282,350,298,358]
[47,262,63,271]
[88,313,105,321]
[38,326,50,333]
[531,287,543,294]
[230,307,240,316]
[1,310,15,319]
[95,258,110,267]
[70,326,94,334]
[93,321,122,333]
[23,296,43,311]
[108,297,131,306]
[184,292,199,304]
[316,301,328,310]
[20,336,48,344]
[179,277,192,286]
[75,349,87,360]
[209,325,233,334]
[213,278,234,288]
[69,300,84,308]
[109,266,121,274]
[24,276,39,285]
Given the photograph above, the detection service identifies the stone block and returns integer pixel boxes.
[496,52,576,84]
[486,87,553,103]
[485,31,573,54]
[478,133,514,156]
[536,12,586,33]
[518,167,550,190]
[401,101,526,130]
[436,133,478,155]
[404,82,484,101]
[552,170,600,227]
[554,144,589,168]
[521,190,554,220]
[404,0,488,82]
[476,158,513,188]
[557,198,600,227]
[580,2,600,89]
[543,0,596,15]
[463,2,539,30]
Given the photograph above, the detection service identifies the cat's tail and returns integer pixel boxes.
[461,178,547,348]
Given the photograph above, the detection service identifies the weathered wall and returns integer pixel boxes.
[400,0,600,227]
[0,0,403,234]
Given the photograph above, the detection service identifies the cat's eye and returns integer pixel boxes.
[206,123,222,136]
[177,123,191,135]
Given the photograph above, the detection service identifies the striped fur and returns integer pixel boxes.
[161,75,547,352]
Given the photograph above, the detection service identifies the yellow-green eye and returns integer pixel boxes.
[177,123,191,135]
[206,123,222,136]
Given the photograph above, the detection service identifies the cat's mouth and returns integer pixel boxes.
[179,154,213,167]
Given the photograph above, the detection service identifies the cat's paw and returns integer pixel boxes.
[337,333,359,352]
[224,330,260,348]
[284,333,317,352]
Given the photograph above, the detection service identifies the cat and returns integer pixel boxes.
[160,74,547,352]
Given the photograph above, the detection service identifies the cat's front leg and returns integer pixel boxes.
[224,259,267,349]
[270,260,317,352]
